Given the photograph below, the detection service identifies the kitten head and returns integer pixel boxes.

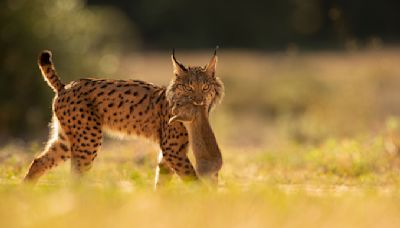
[166,48,224,114]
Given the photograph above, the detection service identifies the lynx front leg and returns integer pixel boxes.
[161,145,198,182]
[159,123,198,183]
[154,150,174,189]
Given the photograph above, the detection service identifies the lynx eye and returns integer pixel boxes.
[202,84,210,91]
[183,85,193,92]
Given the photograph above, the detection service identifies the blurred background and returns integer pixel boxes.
[1,0,400,148]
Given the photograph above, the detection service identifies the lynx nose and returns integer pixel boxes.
[192,95,204,106]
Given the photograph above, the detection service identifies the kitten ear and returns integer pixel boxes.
[168,115,180,124]
[205,46,218,77]
[169,115,189,124]
[171,49,187,76]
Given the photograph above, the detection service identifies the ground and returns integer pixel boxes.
[1,134,400,228]
[1,49,400,227]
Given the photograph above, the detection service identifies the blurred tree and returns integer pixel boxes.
[88,0,400,49]
[0,0,138,142]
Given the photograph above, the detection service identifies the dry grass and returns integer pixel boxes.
[1,136,400,228]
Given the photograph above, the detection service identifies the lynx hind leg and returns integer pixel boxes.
[24,120,71,183]
[68,118,103,176]
[70,141,101,177]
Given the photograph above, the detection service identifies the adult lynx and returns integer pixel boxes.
[24,49,224,188]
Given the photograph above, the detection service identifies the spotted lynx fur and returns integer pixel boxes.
[24,49,224,187]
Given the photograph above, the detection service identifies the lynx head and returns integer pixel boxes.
[166,48,224,115]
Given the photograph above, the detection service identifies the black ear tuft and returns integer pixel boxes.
[214,45,219,56]
[171,49,187,72]
[38,50,52,66]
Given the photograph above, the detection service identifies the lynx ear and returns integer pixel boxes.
[171,49,187,76]
[205,47,218,77]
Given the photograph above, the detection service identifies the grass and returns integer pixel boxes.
[1,133,400,228]
[2,49,400,227]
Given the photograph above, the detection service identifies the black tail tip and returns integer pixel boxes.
[38,50,52,66]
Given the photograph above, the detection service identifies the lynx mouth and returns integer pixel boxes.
[193,101,204,106]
